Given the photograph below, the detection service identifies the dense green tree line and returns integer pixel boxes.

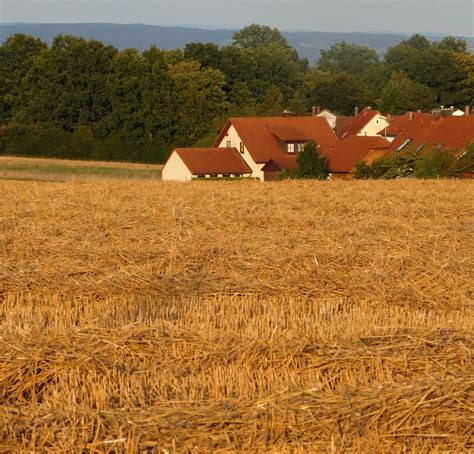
[0,25,472,162]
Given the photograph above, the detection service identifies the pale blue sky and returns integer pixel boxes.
[1,0,473,36]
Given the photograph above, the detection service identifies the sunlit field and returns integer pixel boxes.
[1,179,472,452]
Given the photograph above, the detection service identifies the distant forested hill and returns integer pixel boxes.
[1,23,472,61]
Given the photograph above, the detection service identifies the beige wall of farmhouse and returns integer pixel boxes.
[162,151,193,182]
[359,114,389,137]
[216,125,265,180]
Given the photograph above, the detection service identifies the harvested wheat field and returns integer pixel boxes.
[0,179,473,452]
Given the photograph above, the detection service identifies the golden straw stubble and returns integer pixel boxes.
[1,179,473,451]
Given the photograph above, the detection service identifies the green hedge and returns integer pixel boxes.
[0,126,171,163]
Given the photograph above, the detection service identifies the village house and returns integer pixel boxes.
[161,106,474,182]
[161,147,252,181]
[162,116,340,181]
[377,111,436,142]
[315,107,354,139]
[339,107,389,139]
[388,115,474,154]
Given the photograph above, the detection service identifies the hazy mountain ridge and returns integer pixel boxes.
[2,23,472,61]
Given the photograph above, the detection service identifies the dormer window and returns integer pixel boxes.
[287,143,295,153]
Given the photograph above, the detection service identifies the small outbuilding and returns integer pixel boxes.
[162,147,252,181]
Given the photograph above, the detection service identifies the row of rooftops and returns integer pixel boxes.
[164,106,474,180]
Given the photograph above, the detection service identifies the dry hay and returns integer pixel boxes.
[0,179,473,451]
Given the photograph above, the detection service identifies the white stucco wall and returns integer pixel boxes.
[359,114,389,137]
[162,151,193,182]
[216,124,265,180]
[317,111,337,129]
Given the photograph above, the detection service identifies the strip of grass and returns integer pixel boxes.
[0,161,162,181]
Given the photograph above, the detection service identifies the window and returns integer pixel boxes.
[287,143,295,153]
[197,174,205,179]
[297,143,305,152]
[240,142,244,154]
[226,140,232,148]
[223,174,230,178]
[396,138,413,152]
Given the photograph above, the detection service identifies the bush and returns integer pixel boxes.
[413,149,456,179]
[1,125,171,163]
[452,142,474,176]
[354,161,372,179]
[354,146,471,180]
[293,141,329,179]
[354,149,417,179]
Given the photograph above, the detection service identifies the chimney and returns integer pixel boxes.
[317,105,321,115]
[312,106,316,116]
[408,111,414,122]
[387,113,392,122]
[354,107,359,117]
[466,106,470,116]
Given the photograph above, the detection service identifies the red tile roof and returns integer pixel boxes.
[339,108,380,139]
[214,116,340,164]
[173,148,252,175]
[423,116,474,151]
[388,116,474,153]
[335,116,354,138]
[377,112,435,137]
[269,125,313,142]
[263,155,298,172]
[326,135,391,173]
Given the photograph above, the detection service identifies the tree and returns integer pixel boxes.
[168,61,229,145]
[384,43,421,79]
[385,40,471,107]
[401,34,431,51]
[95,48,148,138]
[436,37,469,54]
[378,71,436,114]
[0,34,47,123]
[455,53,474,106]
[302,69,369,115]
[233,24,290,49]
[361,62,393,106]
[257,85,285,116]
[13,35,117,130]
[317,41,379,76]
[184,42,221,68]
[293,141,329,179]
[229,81,257,116]
[416,48,470,105]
